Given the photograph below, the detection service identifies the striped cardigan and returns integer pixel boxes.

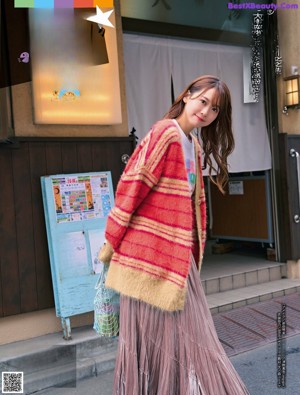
[105,119,206,311]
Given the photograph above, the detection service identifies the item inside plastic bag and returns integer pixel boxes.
[93,263,120,337]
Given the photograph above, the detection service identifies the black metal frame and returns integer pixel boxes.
[262,12,289,262]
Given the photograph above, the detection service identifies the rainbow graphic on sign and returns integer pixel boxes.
[15,0,113,8]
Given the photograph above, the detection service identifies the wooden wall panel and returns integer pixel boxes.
[103,141,123,188]
[110,140,131,181]
[77,143,93,173]
[0,136,135,317]
[0,149,20,316]
[29,142,53,309]
[61,143,78,174]
[210,178,269,240]
[91,142,108,172]
[45,142,63,175]
[12,143,38,312]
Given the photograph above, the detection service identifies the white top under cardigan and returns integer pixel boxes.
[173,119,196,195]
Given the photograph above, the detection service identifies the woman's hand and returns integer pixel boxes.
[98,240,114,264]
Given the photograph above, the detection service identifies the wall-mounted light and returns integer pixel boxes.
[28,8,122,125]
[282,74,300,115]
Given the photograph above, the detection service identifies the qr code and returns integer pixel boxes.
[1,372,24,393]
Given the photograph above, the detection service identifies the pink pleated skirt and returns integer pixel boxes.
[113,256,250,395]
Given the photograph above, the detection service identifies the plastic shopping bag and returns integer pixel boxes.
[93,263,120,337]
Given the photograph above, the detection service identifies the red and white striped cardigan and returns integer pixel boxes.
[104,119,206,311]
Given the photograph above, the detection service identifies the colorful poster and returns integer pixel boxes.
[52,174,112,223]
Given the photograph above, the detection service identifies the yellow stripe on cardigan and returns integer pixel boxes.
[157,177,190,192]
[121,167,158,188]
[191,134,204,271]
[152,184,191,197]
[133,133,151,170]
[131,215,192,240]
[129,223,192,246]
[147,127,179,174]
[110,207,130,227]
[111,254,187,287]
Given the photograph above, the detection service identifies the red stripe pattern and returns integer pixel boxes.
[105,119,207,310]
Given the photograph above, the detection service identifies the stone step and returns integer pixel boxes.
[0,328,118,395]
[202,263,287,295]
[23,348,117,394]
[207,278,300,315]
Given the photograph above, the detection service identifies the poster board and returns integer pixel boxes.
[41,171,114,339]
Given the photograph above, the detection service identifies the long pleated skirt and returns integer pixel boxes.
[113,255,250,395]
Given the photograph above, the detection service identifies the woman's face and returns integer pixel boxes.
[177,87,220,133]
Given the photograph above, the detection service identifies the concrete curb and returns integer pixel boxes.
[0,329,118,395]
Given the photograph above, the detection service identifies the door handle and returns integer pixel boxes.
[289,148,300,224]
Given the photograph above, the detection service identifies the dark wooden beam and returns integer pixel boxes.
[121,17,251,46]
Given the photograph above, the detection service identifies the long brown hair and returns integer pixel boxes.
[164,75,234,194]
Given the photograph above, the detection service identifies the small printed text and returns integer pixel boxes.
[228,2,298,10]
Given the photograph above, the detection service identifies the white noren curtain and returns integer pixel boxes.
[123,33,272,173]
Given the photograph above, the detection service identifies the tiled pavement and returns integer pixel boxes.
[213,292,300,356]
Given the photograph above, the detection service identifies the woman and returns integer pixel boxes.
[100,75,249,394]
